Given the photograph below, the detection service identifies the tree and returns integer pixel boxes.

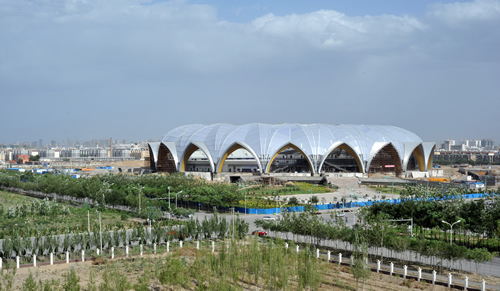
[28,155,40,162]
[351,228,371,291]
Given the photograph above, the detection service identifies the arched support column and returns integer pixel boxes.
[180,142,215,173]
[403,143,425,171]
[317,142,364,173]
[265,143,315,174]
[367,143,403,176]
[217,142,262,173]
[147,142,160,172]
[422,142,436,170]
[157,143,178,173]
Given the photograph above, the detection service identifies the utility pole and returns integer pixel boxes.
[86,197,90,233]
[99,212,102,252]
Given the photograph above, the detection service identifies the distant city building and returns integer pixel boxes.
[481,138,495,148]
[442,140,455,151]
[39,150,58,159]
[450,144,466,151]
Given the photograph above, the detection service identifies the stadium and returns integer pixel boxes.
[147,123,436,178]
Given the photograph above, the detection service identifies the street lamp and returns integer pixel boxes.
[132,185,144,214]
[175,190,183,209]
[168,186,171,210]
[86,196,90,233]
[442,220,461,245]
[147,201,152,232]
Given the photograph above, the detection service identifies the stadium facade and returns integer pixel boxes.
[148,123,435,177]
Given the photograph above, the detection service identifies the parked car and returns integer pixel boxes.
[252,230,268,236]
[336,212,346,217]
[262,216,276,221]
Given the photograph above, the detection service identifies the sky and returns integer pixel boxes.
[1,0,499,145]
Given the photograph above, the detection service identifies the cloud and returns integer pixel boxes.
[0,0,499,143]
[427,0,500,25]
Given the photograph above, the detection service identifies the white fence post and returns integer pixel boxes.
[0,257,2,270]
[418,267,421,281]
[212,241,215,253]
[481,279,485,291]
[82,250,85,262]
[111,247,114,259]
[50,253,53,265]
[377,260,380,273]
[327,251,331,262]
[316,249,319,259]
[126,246,129,257]
[464,276,468,290]
[66,251,69,264]
[33,255,36,267]
[390,262,394,276]
[432,270,436,285]
[180,241,183,249]
[96,249,100,256]
[339,253,342,265]
[197,241,199,250]
[16,256,19,269]
[140,244,143,256]
[296,245,299,253]
[403,265,407,279]
[285,243,288,249]
[448,273,452,288]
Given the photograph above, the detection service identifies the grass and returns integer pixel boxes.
[241,182,335,197]
[367,185,403,195]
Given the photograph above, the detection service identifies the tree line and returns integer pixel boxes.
[0,170,243,211]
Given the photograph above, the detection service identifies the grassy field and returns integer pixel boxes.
[240,182,335,196]
[0,190,137,238]
[367,185,403,195]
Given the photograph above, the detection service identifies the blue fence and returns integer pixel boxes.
[234,192,496,214]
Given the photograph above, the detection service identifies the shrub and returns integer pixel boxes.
[62,269,80,291]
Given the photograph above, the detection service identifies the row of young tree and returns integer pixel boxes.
[367,185,500,243]
[0,213,249,259]
[0,170,243,210]
[8,237,325,291]
[256,208,496,274]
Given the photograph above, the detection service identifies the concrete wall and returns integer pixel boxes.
[326,173,364,178]
[183,171,212,181]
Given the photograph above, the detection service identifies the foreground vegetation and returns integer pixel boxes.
[0,170,333,212]
[256,185,500,275]
[0,236,459,291]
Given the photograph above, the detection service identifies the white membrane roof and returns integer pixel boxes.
[159,123,427,173]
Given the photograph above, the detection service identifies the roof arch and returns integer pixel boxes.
[216,141,263,173]
[180,142,215,173]
[265,142,316,174]
[317,141,364,173]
